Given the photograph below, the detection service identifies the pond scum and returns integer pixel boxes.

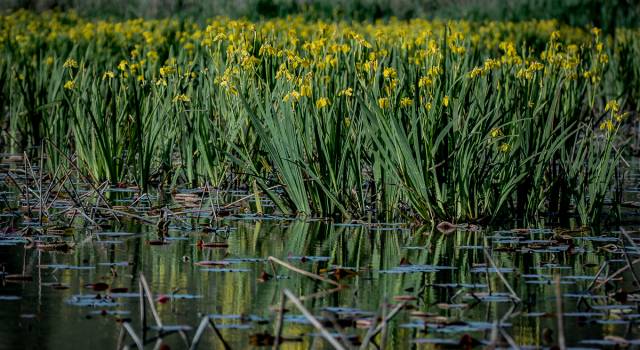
[1,11,639,223]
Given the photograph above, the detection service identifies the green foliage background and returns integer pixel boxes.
[3,0,640,32]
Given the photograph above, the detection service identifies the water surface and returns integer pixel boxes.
[1,216,637,349]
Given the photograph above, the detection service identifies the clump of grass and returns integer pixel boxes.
[0,11,636,224]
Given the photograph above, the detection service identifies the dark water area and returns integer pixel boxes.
[1,218,639,349]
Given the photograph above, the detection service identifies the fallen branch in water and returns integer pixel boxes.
[273,291,286,350]
[359,301,406,349]
[282,288,347,350]
[190,315,231,350]
[621,228,640,285]
[483,248,521,303]
[500,328,521,350]
[121,322,144,350]
[139,273,163,329]
[555,275,566,350]
[595,257,640,289]
[268,256,342,287]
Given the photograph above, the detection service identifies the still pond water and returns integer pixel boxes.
[1,209,639,349]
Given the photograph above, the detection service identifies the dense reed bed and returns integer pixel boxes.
[1,11,638,223]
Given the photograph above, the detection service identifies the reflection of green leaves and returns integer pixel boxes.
[32,216,616,348]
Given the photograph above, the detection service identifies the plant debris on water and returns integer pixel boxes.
[1,168,640,348]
